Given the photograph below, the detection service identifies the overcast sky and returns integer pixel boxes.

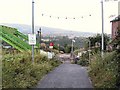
[0,0,119,34]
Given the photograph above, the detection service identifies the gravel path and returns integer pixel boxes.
[36,63,93,88]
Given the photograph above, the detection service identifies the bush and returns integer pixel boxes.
[78,59,89,66]
[115,52,120,87]
[2,52,61,88]
[77,51,89,66]
[89,51,118,88]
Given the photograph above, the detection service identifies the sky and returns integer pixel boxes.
[0,0,119,34]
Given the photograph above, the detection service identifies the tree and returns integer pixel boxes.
[88,34,110,51]
[65,45,72,53]
[53,44,59,50]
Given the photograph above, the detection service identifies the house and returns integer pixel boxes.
[110,15,120,39]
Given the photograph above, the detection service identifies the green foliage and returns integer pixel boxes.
[89,29,120,88]
[110,29,120,87]
[116,53,120,87]
[53,36,71,48]
[2,52,61,88]
[74,49,80,55]
[78,59,89,66]
[50,36,86,52]
[53,44,59,50]
[111,29,120,51]
[88,34,110,51]
[77,52,89,66]
[89,51,119,88]
[64,44,71,53]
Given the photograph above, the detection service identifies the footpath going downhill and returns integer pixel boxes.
[36,61,93,88]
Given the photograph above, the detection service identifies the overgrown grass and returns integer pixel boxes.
[89,51,119,88]
[2,51,61,88]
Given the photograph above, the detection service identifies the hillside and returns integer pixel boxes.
[1,23,96,37]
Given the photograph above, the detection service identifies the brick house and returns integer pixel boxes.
[110,15,120,39]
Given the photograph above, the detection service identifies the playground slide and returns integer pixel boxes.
[0,25,38,52]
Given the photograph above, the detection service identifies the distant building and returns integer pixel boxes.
[110,15,120,39]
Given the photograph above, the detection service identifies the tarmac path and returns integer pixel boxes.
[36,61,93,88]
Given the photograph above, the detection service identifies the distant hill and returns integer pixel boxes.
[1,23,96,37]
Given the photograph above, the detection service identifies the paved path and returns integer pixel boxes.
[36,63,93,88]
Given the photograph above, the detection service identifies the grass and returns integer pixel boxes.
[2,51,61,88]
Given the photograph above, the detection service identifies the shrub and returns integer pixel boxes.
[89,51,118,88]
[77,51,89,66]
[78,59,89,66]
[2,52,61,88]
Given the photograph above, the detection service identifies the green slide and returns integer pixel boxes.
[0,25,39,52]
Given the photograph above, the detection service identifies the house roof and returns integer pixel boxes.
[110,15,120,22]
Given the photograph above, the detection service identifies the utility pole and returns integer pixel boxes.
[32,0,35,63]
[101,0,104,58]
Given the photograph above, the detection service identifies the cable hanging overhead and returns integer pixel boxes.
[41,13,92,20]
